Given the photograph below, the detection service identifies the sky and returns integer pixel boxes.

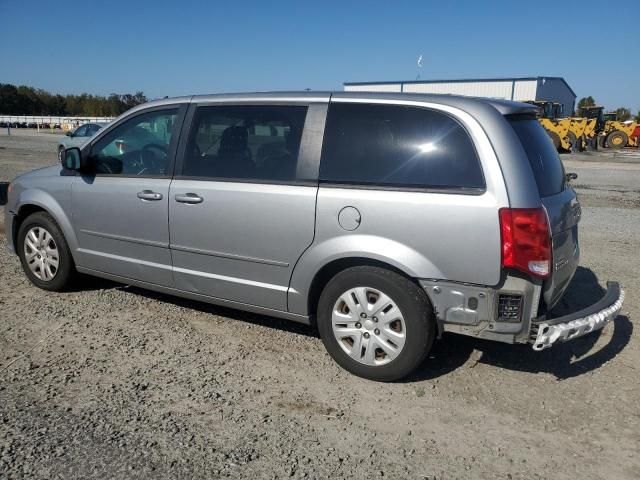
[0,0,638,113]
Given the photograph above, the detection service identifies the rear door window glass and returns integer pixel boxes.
[182,105,308,182]
[509,118,565,197]
[319,103,484,190]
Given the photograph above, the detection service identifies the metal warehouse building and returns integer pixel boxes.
[344,77,577,115]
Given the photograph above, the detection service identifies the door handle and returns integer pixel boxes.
[137,190,163,201]
[174,193,203,204]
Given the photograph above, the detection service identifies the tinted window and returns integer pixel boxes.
[320,103,484,190]
[86,124,101,136]
[90,109,178,176]
[73,125,88,137]
[509,118,565,197]
[182,105,308,181]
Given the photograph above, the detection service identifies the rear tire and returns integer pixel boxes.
[606,130,628,149]
[317,266,435,381]
[17,212,76,291]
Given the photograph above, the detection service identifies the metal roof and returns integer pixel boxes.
[344,77,577,97]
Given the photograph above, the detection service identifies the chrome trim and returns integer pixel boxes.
[76,248,173,270]
[172,266,288,292]
[170,244,289,267]
[80,229,168,248]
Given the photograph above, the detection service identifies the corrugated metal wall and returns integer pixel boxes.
[344,78,576,115]
[345,79,539,101]
[344,83,402,92]
[403,81,514,99]
[512,81,537,102]
[535,78,576,115]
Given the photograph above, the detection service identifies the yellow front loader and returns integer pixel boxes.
[577,106,639,149]
[602,112,638,148]
[524,101,572,151]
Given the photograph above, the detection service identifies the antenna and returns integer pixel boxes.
[416,55,424,80]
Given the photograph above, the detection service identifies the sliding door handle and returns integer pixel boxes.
[175,193,203,204]
[137,190,163,201]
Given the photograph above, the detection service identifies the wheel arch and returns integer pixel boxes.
[13,191,79,258]
[288,236,442,318]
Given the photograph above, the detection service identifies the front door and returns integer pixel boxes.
[72,106,184,286]
[169,103,320,311]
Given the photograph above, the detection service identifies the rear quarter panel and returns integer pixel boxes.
[288,99,513,316]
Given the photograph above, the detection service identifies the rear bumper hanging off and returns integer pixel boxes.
[530,281,624,351]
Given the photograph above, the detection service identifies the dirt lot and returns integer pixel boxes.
[1,130,639,479]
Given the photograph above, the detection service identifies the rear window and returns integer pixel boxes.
[510,118,565,197]
[320,103,485,191]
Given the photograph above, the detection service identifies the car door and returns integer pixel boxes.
[169,101,326,311]
[72,105,186,286]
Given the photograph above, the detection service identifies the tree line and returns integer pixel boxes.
[577,96,640,122]
[0,83,147,117]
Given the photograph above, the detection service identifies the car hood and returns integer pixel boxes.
[14,164,63,181]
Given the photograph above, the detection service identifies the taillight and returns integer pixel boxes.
[499,208,551,279]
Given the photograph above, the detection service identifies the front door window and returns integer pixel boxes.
[89,109,178,176]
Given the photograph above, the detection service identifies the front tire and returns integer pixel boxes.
[17,212,76,291]
[317,266,435,381]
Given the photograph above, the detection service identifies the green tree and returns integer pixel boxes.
[0,83,147,116]
[614,107,631,121]
[635,111,640,123]
[577,96,596,109]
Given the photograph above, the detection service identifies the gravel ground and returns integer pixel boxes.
[1,130,639,479]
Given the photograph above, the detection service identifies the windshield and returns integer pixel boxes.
[510,118,565,197]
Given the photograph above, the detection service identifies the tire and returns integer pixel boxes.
[17,212,76,291]
[58,145,65,163]
[317,266,435,381]
[598,135,607,148]
[605,130,628,149]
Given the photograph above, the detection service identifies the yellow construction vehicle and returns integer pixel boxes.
[602,112,638,148]
[577,106,638,149]
[524,100,572,151]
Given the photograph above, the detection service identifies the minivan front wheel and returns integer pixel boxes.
[17,212,76,291]
[317,266,435,381]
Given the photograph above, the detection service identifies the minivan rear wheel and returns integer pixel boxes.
[317,266,435,381]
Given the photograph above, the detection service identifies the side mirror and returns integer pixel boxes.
[566,172,578,182]
[62,147,82,170]
[65,131,72,137]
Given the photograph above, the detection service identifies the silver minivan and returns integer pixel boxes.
[4,92,624,381]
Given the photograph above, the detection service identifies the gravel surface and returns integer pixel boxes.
[1,130,639,479]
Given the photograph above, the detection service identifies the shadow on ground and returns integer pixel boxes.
[72,265,631,381]
[407,266,632,382]
[122,284,318,339]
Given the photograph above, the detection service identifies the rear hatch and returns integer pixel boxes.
[509,118,581,309]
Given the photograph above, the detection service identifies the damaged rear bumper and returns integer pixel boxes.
[530,281,624,351]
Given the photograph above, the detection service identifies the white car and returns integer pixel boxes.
[57,123,108,161]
